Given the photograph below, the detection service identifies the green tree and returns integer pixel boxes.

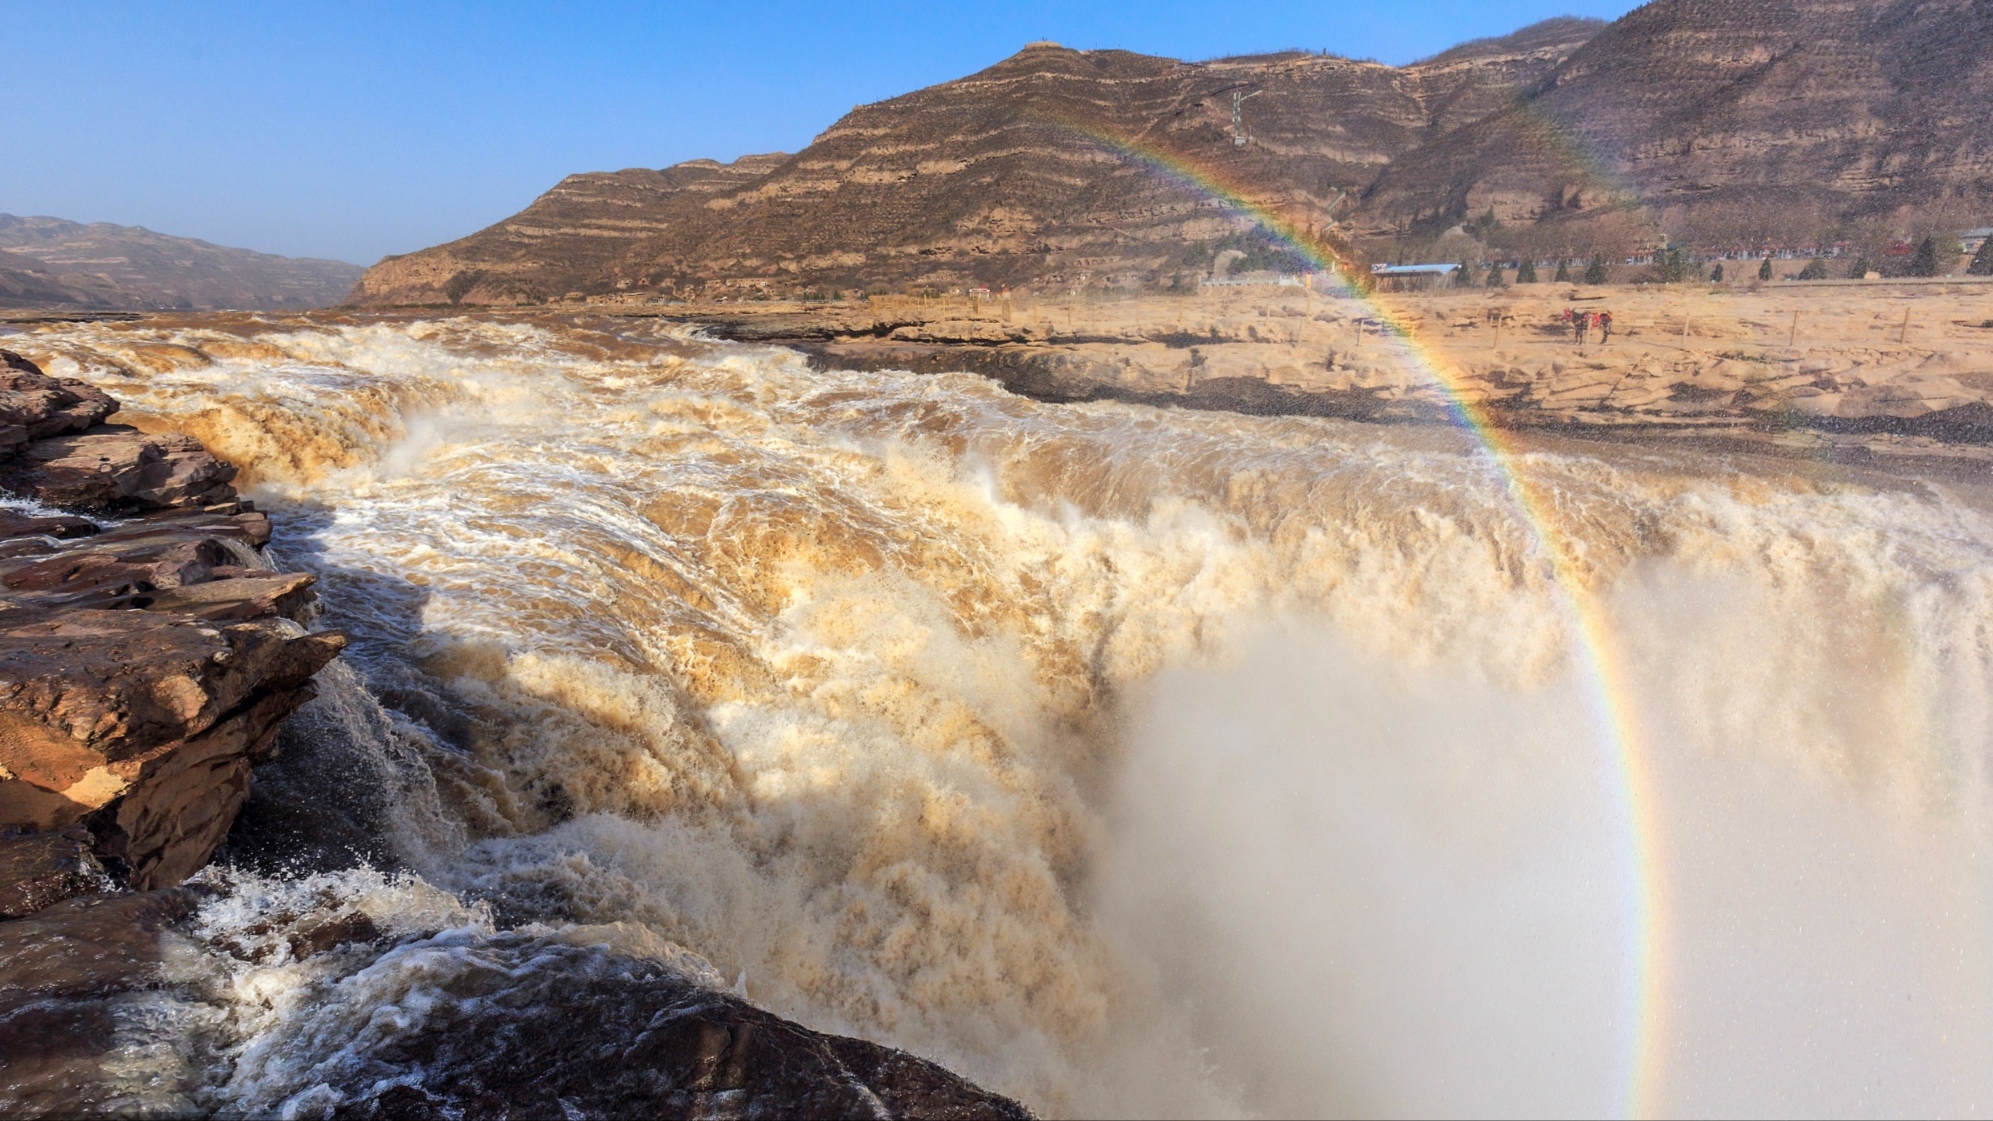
[1758,256,1774,281]
[1584,256,1609,284]
[1909,237,1940,277]
[1486,264,1506,288]
[1453,261,1476,287]
[1554,260,1572,283]
[1661,247,1686,284]
[1848,255,1874,279]
[1797,257,1828,280]
[1969,239,1993,276]
[1710,262,1725,282]
[1516,257,1538,283]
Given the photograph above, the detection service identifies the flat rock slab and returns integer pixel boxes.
[0,426,238,512]
[0,509,100,541]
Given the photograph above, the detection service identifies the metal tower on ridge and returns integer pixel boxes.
[1232,88,1262,147]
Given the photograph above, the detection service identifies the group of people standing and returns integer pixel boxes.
[1561,307,1613,345]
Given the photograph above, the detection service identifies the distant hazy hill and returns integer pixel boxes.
[0,215,363,311]
[353,0,1993,305]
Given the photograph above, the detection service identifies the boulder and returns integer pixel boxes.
[0,608,344,888]
[305,936,1033,1121]
[0,351,119,457]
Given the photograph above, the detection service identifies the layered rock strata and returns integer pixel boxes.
[355,0,1993,305]
[0,350,340,890]
[1363,0,1993,236]
[0,346,350,1114]
[351,21,1602,304]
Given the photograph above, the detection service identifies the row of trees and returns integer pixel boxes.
[1447,234,1993,288]
[1452,257,1611,287]
[1379,196,1991,283]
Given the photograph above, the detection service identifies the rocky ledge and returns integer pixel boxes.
[0,347,1029,1119]
[0,347,347,1113]
[0,349,338,890]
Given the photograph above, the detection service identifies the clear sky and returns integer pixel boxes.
[5,2,1642,265]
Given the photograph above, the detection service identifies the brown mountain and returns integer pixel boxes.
[0,215,363,311]
[1359,0,1993,252]
[357,0,1993,305]
[358,0,1993,305]
[352,20,1601,305]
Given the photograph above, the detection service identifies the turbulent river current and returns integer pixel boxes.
[15,314,1993,1117]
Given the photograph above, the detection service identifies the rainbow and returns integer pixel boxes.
[1059,120,1671,1117]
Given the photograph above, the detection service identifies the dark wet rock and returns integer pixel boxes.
[314,938,1033,1121]
[0,888,196,1115]
[287,910,384,961]
[0,886,194,1004]
[0,509,100,541]
[0,825,107,918]
[133,505,273,549]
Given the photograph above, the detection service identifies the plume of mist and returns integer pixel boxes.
[1095,578,1993,1118]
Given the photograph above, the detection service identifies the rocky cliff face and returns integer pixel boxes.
[355,2,1993,302]
[0,215,364,311]
[351,21,1599,304]
[1361,0,1993,242]
[0,349,339,889]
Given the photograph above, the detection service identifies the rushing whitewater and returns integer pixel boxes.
[13,313,1993,1117]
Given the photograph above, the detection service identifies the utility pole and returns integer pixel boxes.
[1232,89,1262,147]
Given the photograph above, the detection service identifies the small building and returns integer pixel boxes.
[1368,263,1458,278]
[1367,262,1458,291]
[1961,228,1993,254]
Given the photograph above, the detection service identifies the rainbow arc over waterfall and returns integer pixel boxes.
[1062,120,1671,1117]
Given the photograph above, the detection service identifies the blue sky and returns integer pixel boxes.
[5,2,1641,264]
